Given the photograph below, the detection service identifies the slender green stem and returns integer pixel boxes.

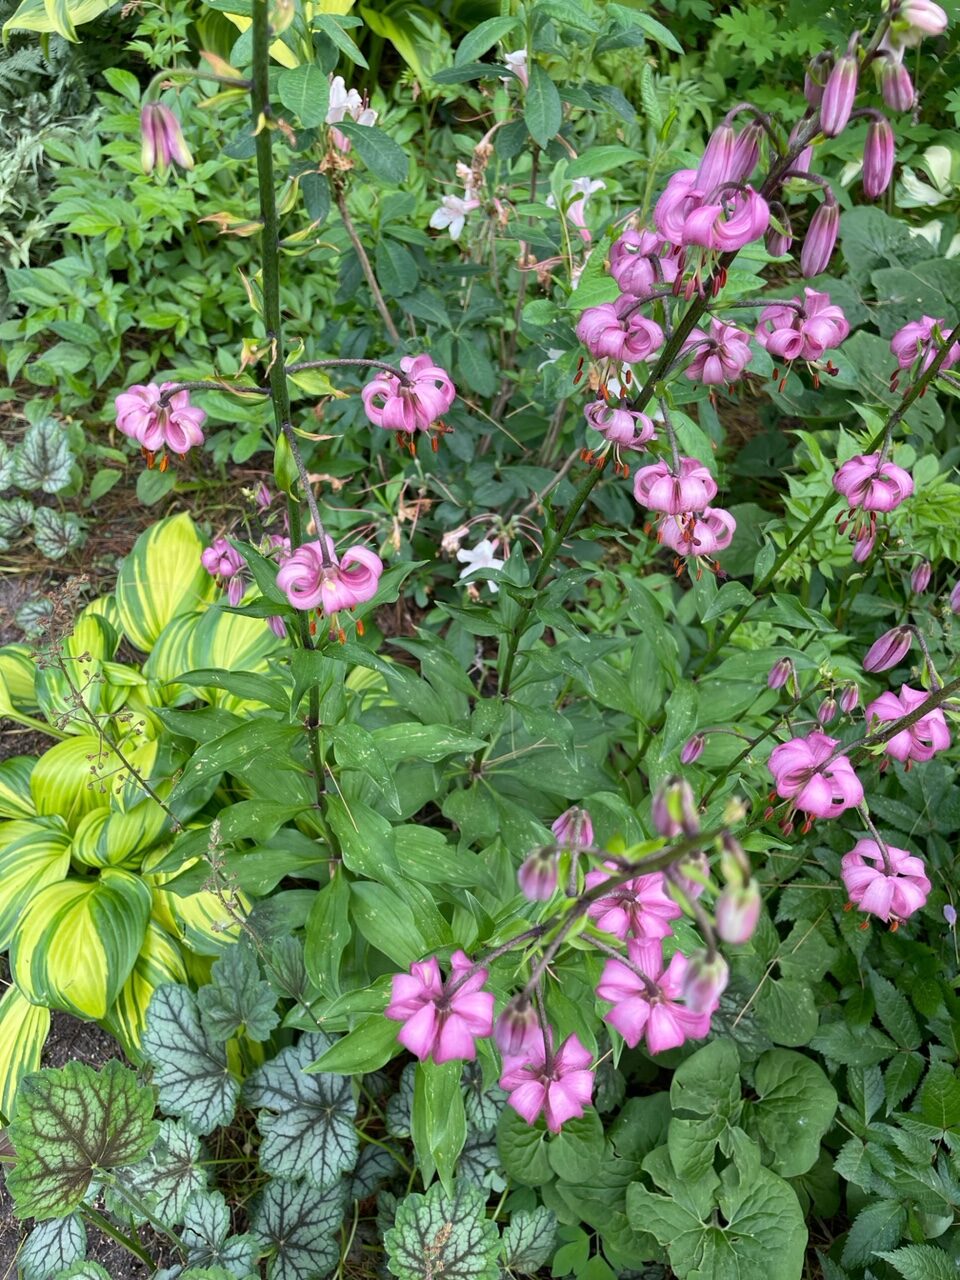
[334,186,401,344]
[81,1207,155,1269]
[2,710,68,741]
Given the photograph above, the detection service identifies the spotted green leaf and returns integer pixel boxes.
[112,1119,205,1228]
[12,418,74,492]
[6,1059,158,1219]
[500,1206,557,1274]
[180,1189,259,1276]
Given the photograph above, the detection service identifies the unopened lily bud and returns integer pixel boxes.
[863,116,895,199]
[804,53,831,107]
[518,848,558,901]
[681,734,706,765]
[768,657,793,690]
[899,0,948,40]
[682,951,730,1013]
[715,880,761,944]
[652,777,699,839]
[697,122,737,195]
[494,998,540,1055]
[863,625,913,672]
[673,851,711,900]
[817,696,838,725]
[140,103,194,176]
[839,683,860,713]
[766,212,793,258]
[945,904,958,928]
[951,581,960,615]
[911,560,931,594]
[551,806,593,850]
[852,532,875,564]
[801,199,839,277]
[820,54,858,137]
[881,58,916,111]
[730,121,762,182]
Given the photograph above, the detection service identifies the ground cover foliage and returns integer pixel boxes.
[1,0,960,1278]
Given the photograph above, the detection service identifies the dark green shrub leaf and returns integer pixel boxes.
[384,1181,501,1280]
[841,1199,907,1268]
[335,122,407,183]
[524,65,561,148]
[278,65,329,128]
[743,1049,837,1177]
[875,1244,958,1279]
[6,1060,158,1219]
[141,985,239,1135]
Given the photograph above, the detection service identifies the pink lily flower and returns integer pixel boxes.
[833,455,914,512]
[633,457,718,514]
[201,537,248,607]
[841,839,930,923]
[115,383,206,456]
[276,537,383,614]
[140,103,194,175]
[386,950,494,1064]
[756,289,849,364]
[361,355,456,434]
[865,684,950,763]
[596,939,714,1052]
[608,229,679,298]
[768,731,863,819]
[682,319,753,385]
[890,315,960,377]
[500,1031,594,1133]
[658,507,736,561]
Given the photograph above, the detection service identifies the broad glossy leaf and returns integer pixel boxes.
[496,1106,552,1186]
[411,1059,467,1191]
[454,14,518,65]
[0,816,71,949]
[115,513,215,653]
[335,121,407,183]
[19,1214,86,1280]
[141,984,239,1134]
[6,1059,158,1219]
[278,63,329,127]
[307,1012,402,1075]
[250,1178,345,1280]
[304,872,352,999]
[385,1181,501,1280]
[244,1032,357,1189]
[71,798,168,870]
[0,755,36,819]
[742,1049,837,1177]
[196,936,280,1042]
[10,868,151,1020]
[0,982,50,1122]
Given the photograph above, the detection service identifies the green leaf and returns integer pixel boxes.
[564,145,643,180]
[411,1059,467,1191]
[350,881,432,968]
[376,238,418,296]
[141,985,239,1135]
[244,1033,358,1190]
[312,11,368,66]
[524,65,561,148]
[496,1106,552,1186]
[277,64,329,127]
[546,1109,604,1182]
[33,508,83,560]
[304,872,352,998]
[250,1178,345,1280]
[875,1244,958,1280]
[56,1265,112,1280]
[607,2,682,52]
[919,1062,960,1130]
[115,1119,204,1229]
[454,15,519,65]
[2,0,111,39]
[308,1012,401,1074]
[385,1181,501,1280]
[180,1189,259,1276]
[841,1199,907,1268]
[116,513,215,653]
[500,1206,556,1274]
[6,1060,158,1219]
[809,1021,897,1067]
[744,1049,837,1177]
[371,723,487,763]
[335,122,407,183]
[19,1214,86,1280]
[868,971,921,1051]
[196,937,280,1042]
[12,418,74,492]
[667,1039,742,1179]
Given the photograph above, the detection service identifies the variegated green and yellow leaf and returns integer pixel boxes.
[115,513,215,654]
[36,612,122,736]
[148,865,247,955]
[142,612,199,705]
[84,593,121,633]
[0,984,50,1123]
[186,604,285,710]
[71,796,168,870]
[11,869,152,1020]
[30,733,163,831]
[0,756,36,819]
[102,922,186,1057]
[0,643,37,713]
[0,817,71,950]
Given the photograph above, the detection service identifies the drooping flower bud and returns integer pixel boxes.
[881,57,916,111]
[140,103,194,176]
[817,696,838,725]
[945,904,958,928]
[681,734,706,765]
[730,121,763,182]
[899,0,948,40]
[820,54,858,137]
[911,560,931,594]
[863,625,913,672]
[839,683,860,713]
[494,997,541,1056]
[681,951,730,1013]
[801,199,839,277]
[652,777,699,839]
[863,116,895,199]
[804,53,831,107]
[765,207,793,257]
[852,532,875,564]
[518,848,559,901]
[551,806,594,850]
[715,880,761,944]
[767,657,793,690]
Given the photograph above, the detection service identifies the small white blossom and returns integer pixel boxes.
[430,195,479,240]
[456,539,504,592]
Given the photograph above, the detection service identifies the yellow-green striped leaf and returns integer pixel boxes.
[0,756,36,819]
[84,593,121,633]
[0,984,50,1123]
[36,612,122,736]
[115,513,215,653]
[0,643,37,713]
[11,869,152,1020]
[148,866,247,955]
[102,922,187,1057]
[71,796,168,870]
[142,612,198,705]
[186,604,284,708]
[31,734,160,831]
[0,817,71,950]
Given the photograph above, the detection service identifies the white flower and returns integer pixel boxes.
[327,75,378,128]
[502,48,528,88]
[456,539,504,592]
[430,195,478,240]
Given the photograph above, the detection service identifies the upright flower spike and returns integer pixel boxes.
[361,355,456,434]
[865,685,950,764]
[841,839,930,923]
[140,103,194,176]
[583,865,682,941]
[820,54,858,136]
[596,938,715,1052]
[633,457,718,515]
[115,383,206,458]
[385,951,494,1064]
[768,731,863,821]
[276,538,383,616]
[682,319,753,386]
[499,1031,594,1133]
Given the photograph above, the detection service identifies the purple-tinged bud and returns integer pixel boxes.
[673,851,710,900]
[518,848,559,901]
[681,951,730,1013]
[652,777,699,839]
[820,55,858,137]
[852,532,875,564]
[951,581,960,615]
[801,199,839,278]
[863,116,895,199]
[256,483,272,510]
[494,997,540,1055]
[804,53,831,107]
[140,102,194,176]
[863,625,913,673]
[817,696,838,725]
[911,560,931,594]
[900,0,948,39]
[697,123,737,196]
[768,657,793,690]
[551,806,593,850]
[730,121,763,183]
[765,208,793,258]
[268,615,287,639]
[881,58,916,112]
[945,904,958,928]
[787,122,814,175]
[715,880,761,945]
[804,72,824,108]
[839,683,860,713]
[681,733,706,765]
